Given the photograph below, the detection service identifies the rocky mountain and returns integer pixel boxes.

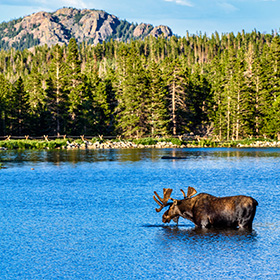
[0,7,173,50]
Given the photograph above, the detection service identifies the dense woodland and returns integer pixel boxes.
[0,30,280,140]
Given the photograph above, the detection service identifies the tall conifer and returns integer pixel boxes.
[147,61,169,136]
[116,44,149,137]
[8,77,29,135]
[0,74,11,135]
[163,58,190,135]
[64,38,87,134]
[48,44,66,135]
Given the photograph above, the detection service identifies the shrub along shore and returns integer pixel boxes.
[1,137,280,150]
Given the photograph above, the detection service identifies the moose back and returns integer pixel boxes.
[153,187,258,229]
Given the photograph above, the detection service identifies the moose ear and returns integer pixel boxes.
[187,186,197,198]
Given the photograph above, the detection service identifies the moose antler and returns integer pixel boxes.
[153,188,173,212]
[187,186,197,198]
[180,189,187,198]
[181,187,197,199]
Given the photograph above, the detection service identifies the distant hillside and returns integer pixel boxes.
[0,7,173,50]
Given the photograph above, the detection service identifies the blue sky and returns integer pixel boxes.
[0,0,279,37]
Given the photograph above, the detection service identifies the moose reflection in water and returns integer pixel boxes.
[153,187,258,229]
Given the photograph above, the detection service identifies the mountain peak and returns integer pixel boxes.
[0,7,173,50]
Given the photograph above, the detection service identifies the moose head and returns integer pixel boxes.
[153,187,258,229]
[153,187,197,224]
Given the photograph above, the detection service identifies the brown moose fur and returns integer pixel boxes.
[155,187,258,229]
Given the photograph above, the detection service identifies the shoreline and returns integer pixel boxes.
[1,138,280,150]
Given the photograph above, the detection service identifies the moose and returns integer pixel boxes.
[153,187,258,229]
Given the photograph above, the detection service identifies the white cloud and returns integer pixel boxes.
[164,0,193,7]
[0,0,88,8]
[0,0,91,23]
[218,1,238,13]
[60,0,87,8]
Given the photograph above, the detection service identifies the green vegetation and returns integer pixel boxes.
[74,13,84,24]
[132,138,157,146]
[0,18,23,38]
[0,139,68,150]
[0,31,280,141]
[1,136,278,150]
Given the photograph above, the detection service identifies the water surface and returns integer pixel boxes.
[0,148,279,279]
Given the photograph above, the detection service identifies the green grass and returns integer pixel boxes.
[132,137,157,146]
[0,139,68,150]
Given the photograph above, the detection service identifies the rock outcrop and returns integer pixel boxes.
[66,140,184,150]
[0,7,173,50]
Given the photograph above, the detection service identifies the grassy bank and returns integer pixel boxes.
[0,139,69,150]
[0,137,280,150]
[134,137,280,148]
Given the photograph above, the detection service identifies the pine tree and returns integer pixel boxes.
[209,56,226,140]
[25,67,45,111]
[147,61,169,136]
[46,44,67,135]
[93,78,115,135]
[24,67,50,135]
[1,30,280,139]
[0,74,11,135]
[262,37,280,138]
[230,48,257,140]
[64,38,87,134]
[7,77,29,135]
[116,44,149,138]
[163,58,191,135]
[243,42,262,137]
[189,65,212,136]
[223,47,237,140]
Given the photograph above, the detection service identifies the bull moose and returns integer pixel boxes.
[153,187,258,229]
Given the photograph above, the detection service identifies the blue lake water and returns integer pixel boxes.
[0,148,280,279]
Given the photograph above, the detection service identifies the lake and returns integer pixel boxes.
[0,148,280,279]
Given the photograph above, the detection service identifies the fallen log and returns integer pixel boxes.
[161,156,187,159]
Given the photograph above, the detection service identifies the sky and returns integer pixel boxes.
[0,0,279,37]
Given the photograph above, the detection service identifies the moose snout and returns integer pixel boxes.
[162,216,170,223]
[162,212,172,223]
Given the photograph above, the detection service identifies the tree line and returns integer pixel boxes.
[0,30,280,140]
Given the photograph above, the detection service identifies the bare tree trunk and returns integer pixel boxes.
[218,99,222,140]
[236,90,240,140]
[172,79,176,135]
[227,96,230,141]
[56,63,60,135]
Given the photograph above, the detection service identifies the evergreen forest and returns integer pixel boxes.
[0,30,280,140]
